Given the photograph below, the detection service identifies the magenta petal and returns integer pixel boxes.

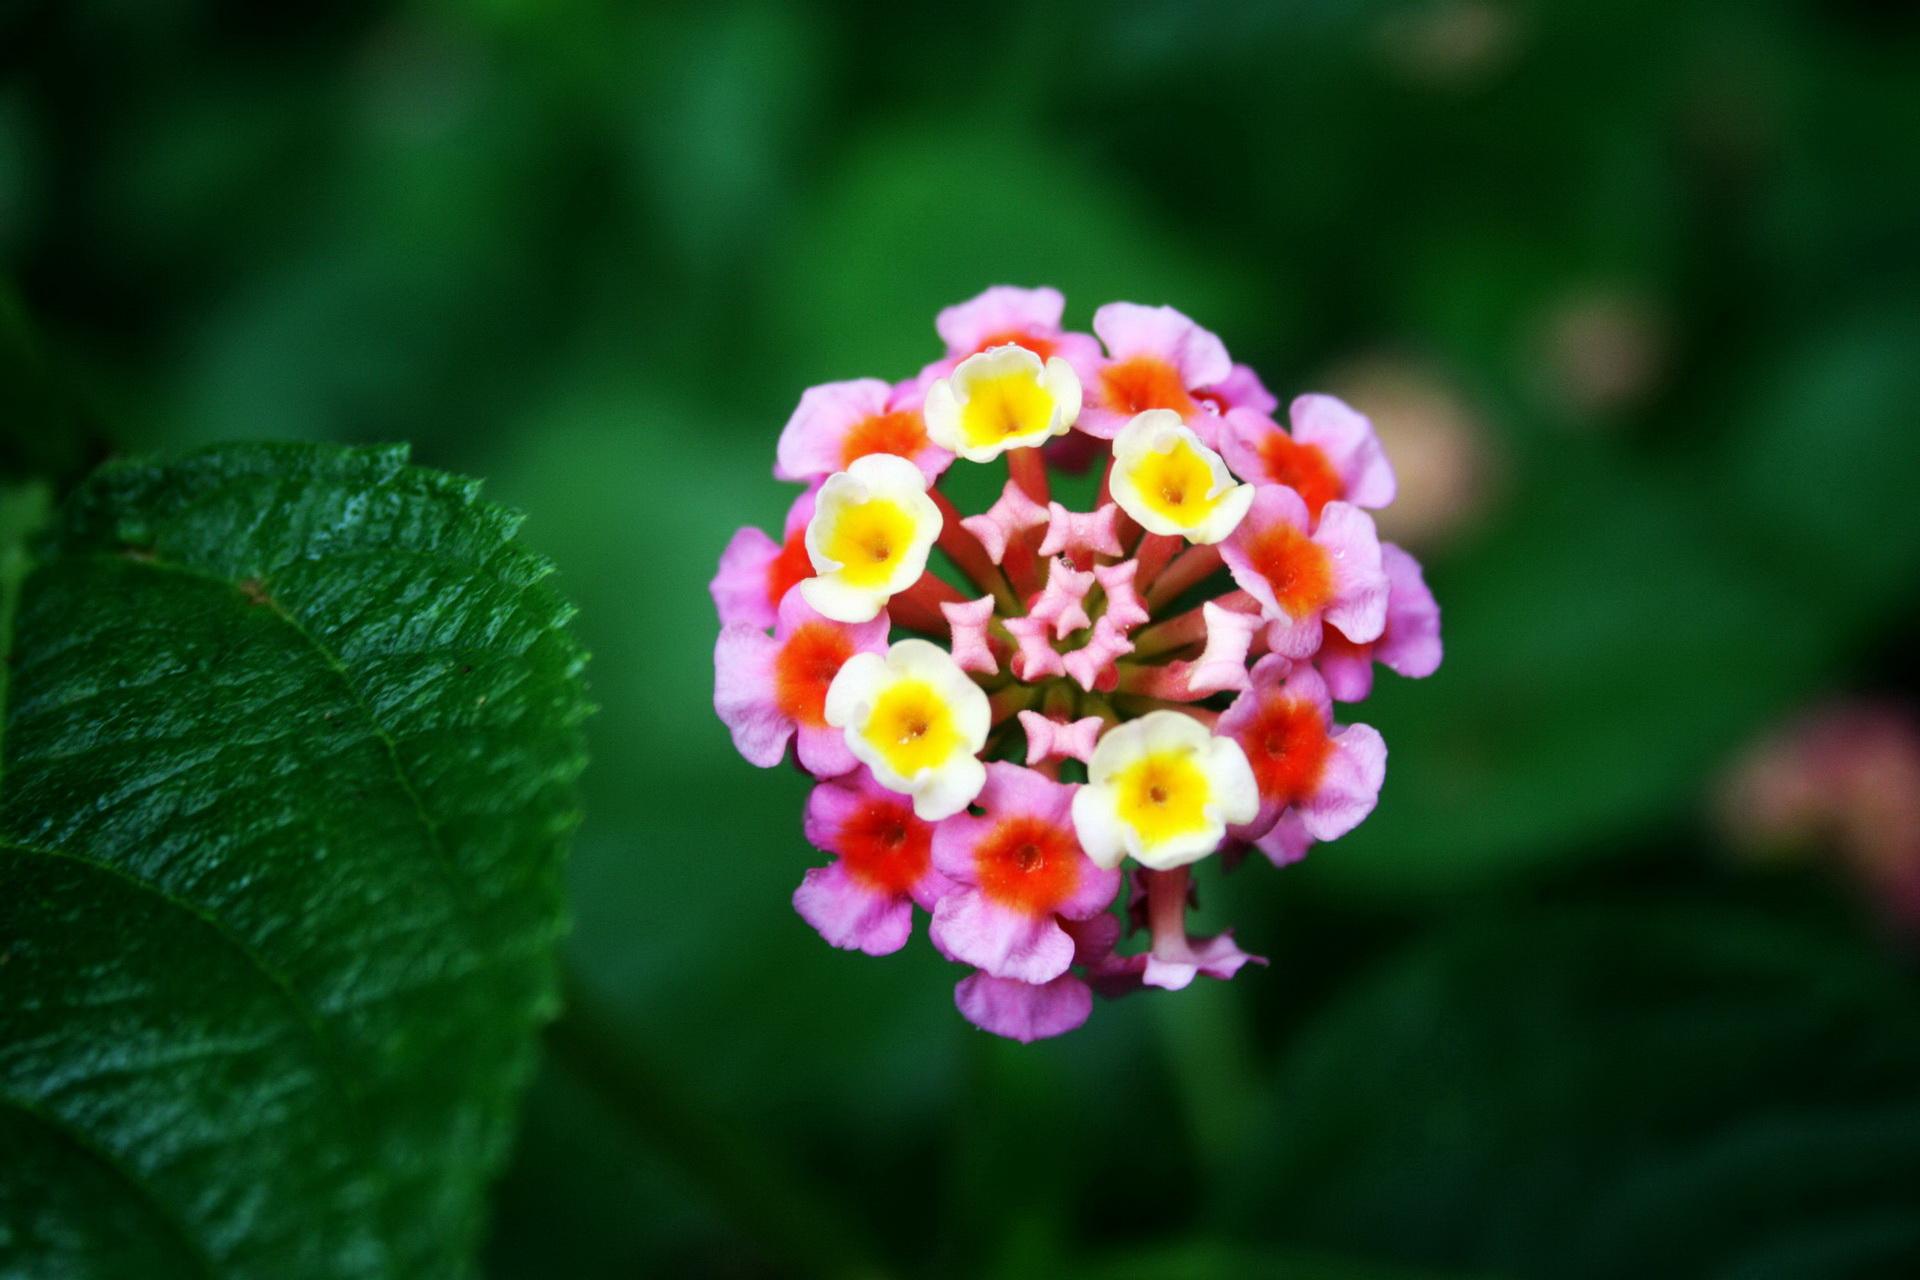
[954,971,1092,1042]
[712,625,789,766]
[931,890,1075,983]
[792,863,914,956]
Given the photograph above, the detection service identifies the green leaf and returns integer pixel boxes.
[0,443,589,1278]
[1223,903,1920,1278]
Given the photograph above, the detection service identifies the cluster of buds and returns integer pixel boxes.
[712,288,1441,1041]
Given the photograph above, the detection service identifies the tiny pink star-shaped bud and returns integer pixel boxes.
[1187,601,1263,695]
[1092,560,1150,634]
[1037,502,1124,564]
[960,479,1050,564]
[1063,617,1136,692]
[941,595,1000,675]
[1004,614,1066,681]
[1015,711,1105,766]
[1028,558,1096,640]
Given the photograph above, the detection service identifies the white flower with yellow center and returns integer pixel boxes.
[923,344,1083,463]
[824,638,991,820]
[1108,409,1254,544]
[800,453,943,623]
[1071,711,1259,870]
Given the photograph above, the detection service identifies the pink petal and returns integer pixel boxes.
[1220,482,1314,624]
[1314,502,1389,645]
[931,889,1075,983]
[1377,544,1443,679]
[1188,601,1261,695]
[1029,558,1096,639]
[1037,503,1124,562]
[942,595,1000,675]
[1017,711,1104,766]
[792,862,914,956]
[1315,632,1376,702]
[936,285,1065,354]
[774,579,889,648]
[1300,723,1386,842]
[1197,363,1279,416]
[1091,559,1150,633]
[1217,408,1284,488]
[1142,932,1264,991]
[1265,612,1325,661]
[712,624,788,766]
[976,759,1078,826]
[1063,617,1134,692]
[793,722,858,778]
[710,525,782,630]
[1290,393,1396,510]
[954,971,1092,1042]
[1092,302,1234,388]
[774,379,892,483]
[1004,614,1066,681]
[961,479,1051,563]
[1252,810,1313,866]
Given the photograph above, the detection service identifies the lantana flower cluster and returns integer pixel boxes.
[712,288,1441,1041]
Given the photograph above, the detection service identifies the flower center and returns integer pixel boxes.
[974,815,1081,915]
[1132,440,1220,524]
[1101,356,1197,418]
[840,409,930,470]
[825,498,915,587]
[1113,750,1212,847]
[838,799,931,894]
[1255,433,1343,518]
[773,622,855,726]
[864,680,962,776]
[1245,522,1334,618]
[960,371,1056,447]
[1242,697,1333,804]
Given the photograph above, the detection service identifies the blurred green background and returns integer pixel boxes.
[7,0,1920,1275]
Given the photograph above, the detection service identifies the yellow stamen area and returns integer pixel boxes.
[824,498,916,587]
[863,680,963,776]
[1129,440,1223,527]
[959,372,1055,449]
[1112,750,1213,848]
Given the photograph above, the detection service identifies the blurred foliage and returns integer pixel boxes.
[5,0,1919,1276]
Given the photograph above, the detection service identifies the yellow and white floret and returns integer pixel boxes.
[1071,711,1259,870]
[1107,409,1254,544]
[800,452,943,623]
[825,638,991,820]
[923,344,1083,463]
